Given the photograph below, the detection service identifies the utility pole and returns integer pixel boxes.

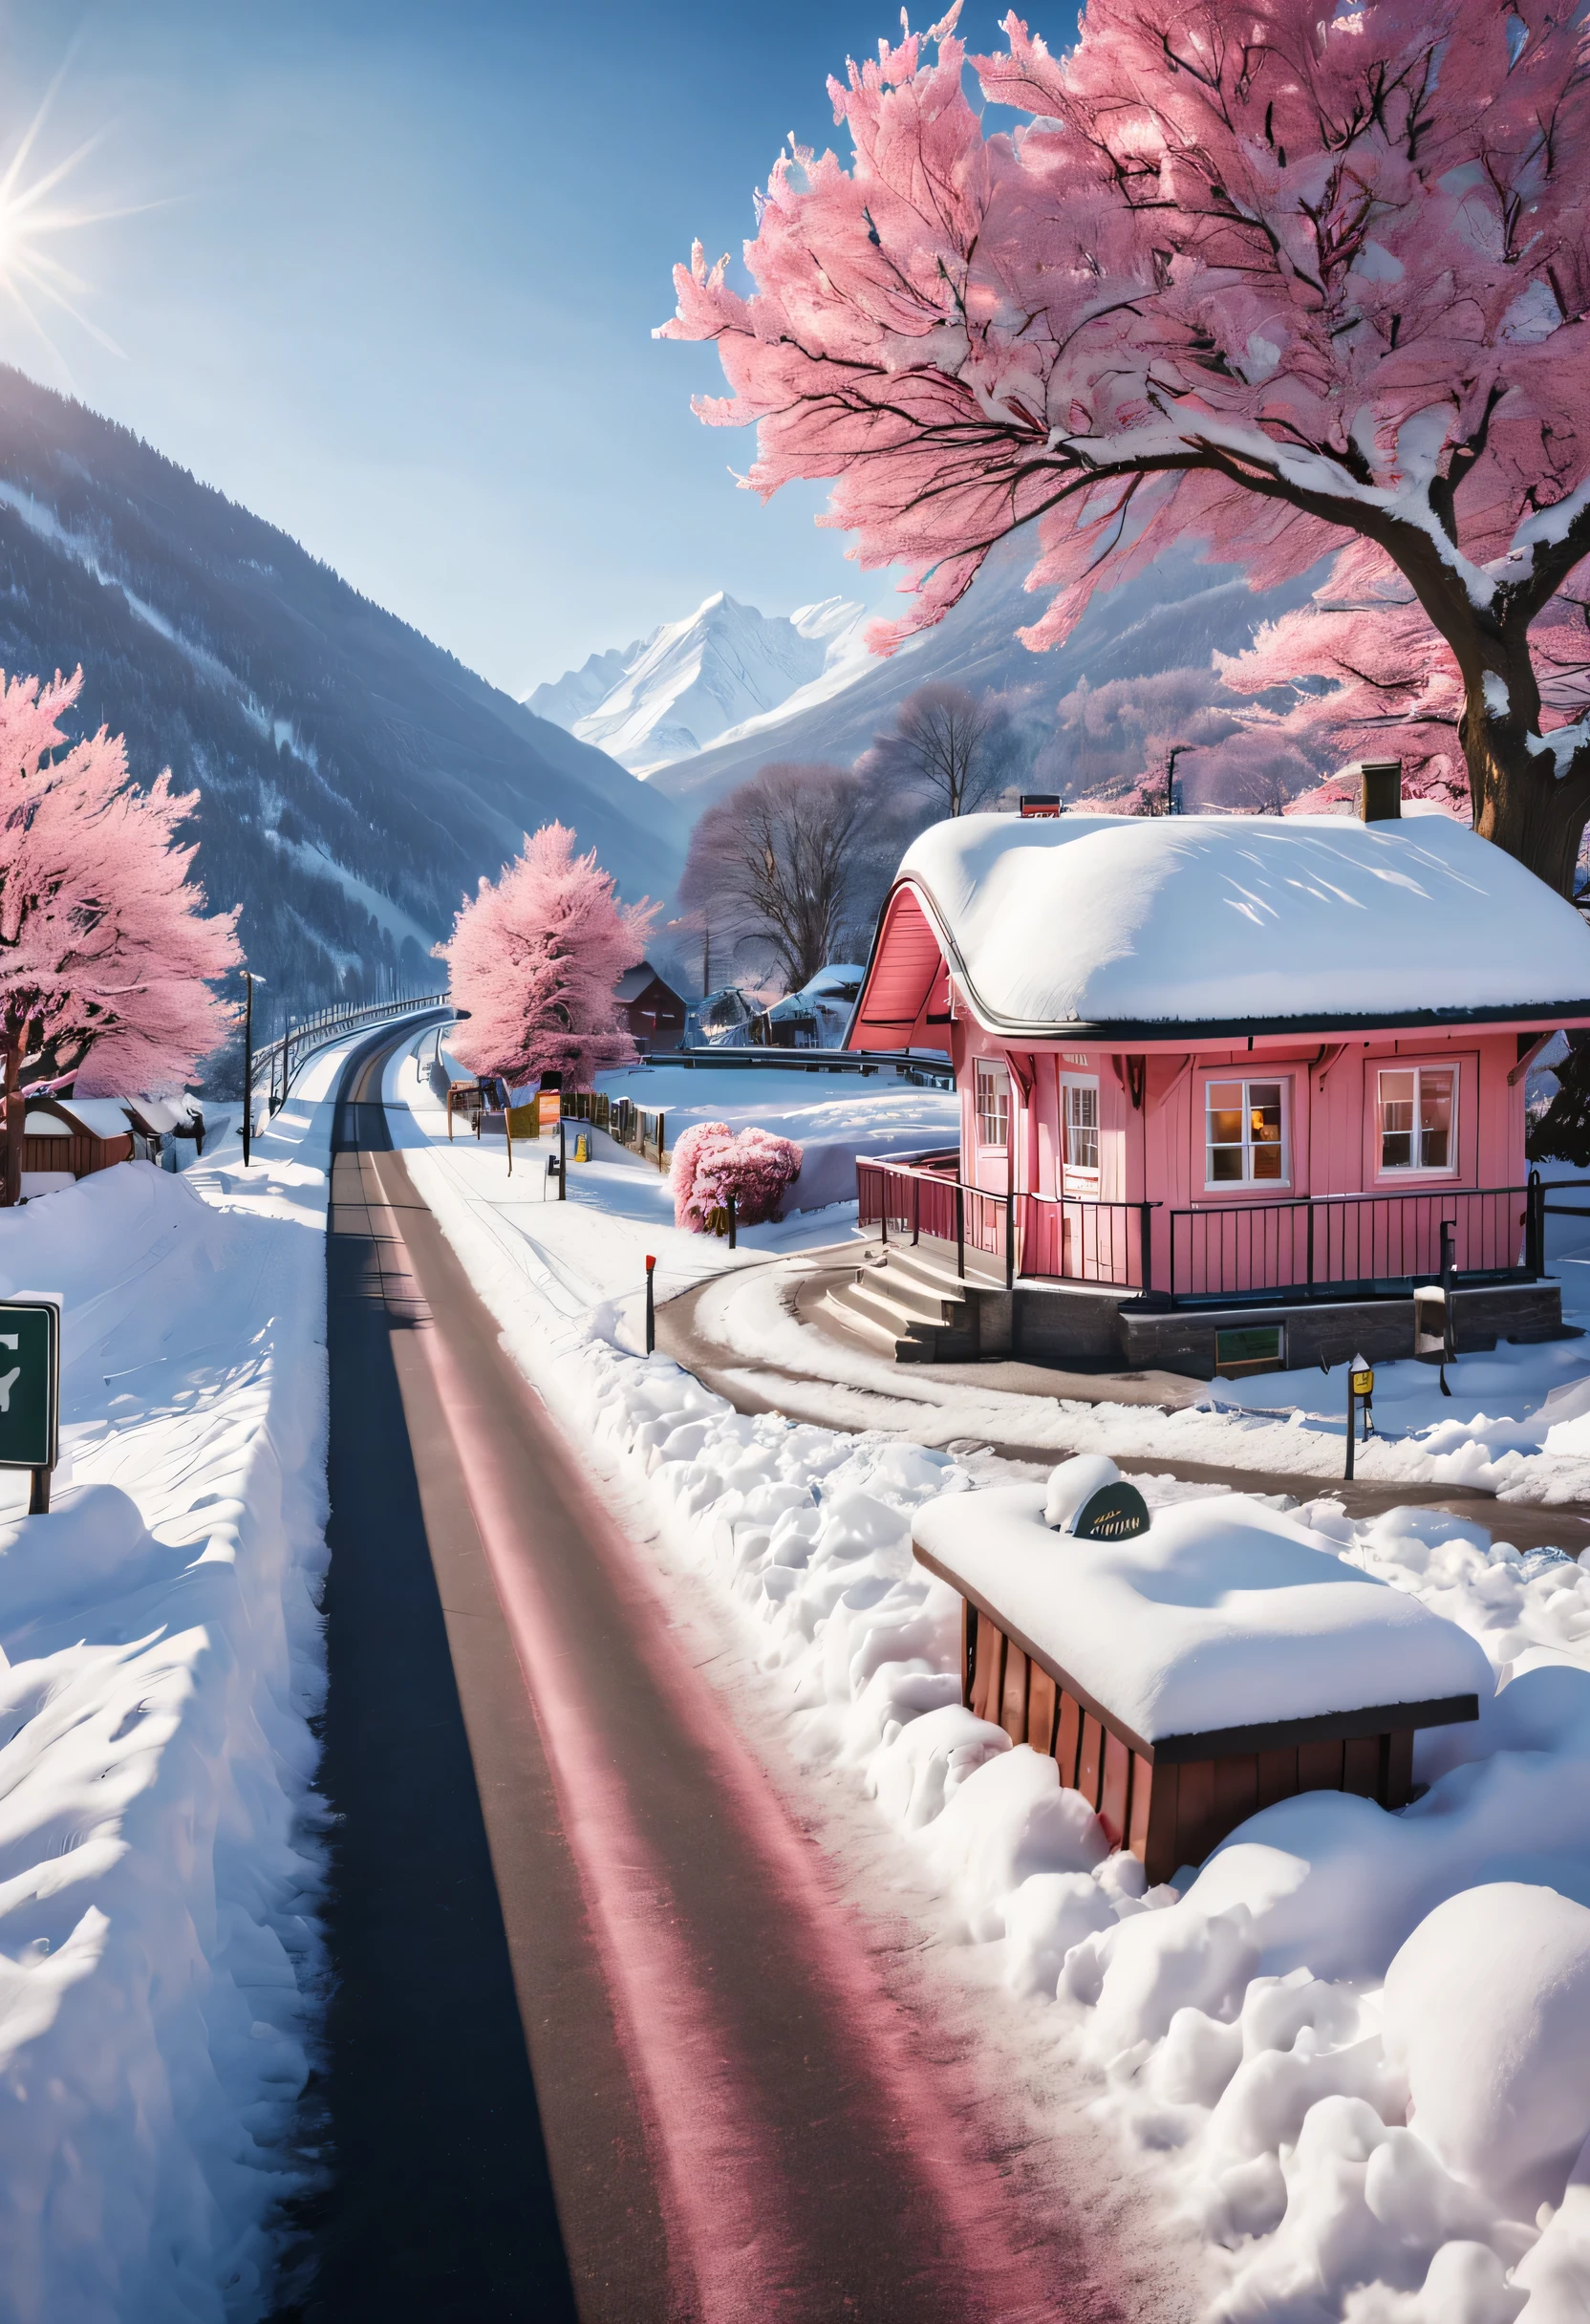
[241,971,266,1168]
[1165,742,1194,816]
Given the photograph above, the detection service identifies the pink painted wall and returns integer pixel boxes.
[950,1014,1534,1290]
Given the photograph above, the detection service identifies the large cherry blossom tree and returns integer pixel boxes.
[439,822,656,1088]
[0,669,240,1205]
[662,0,1590,891]
[1215,540,1590,818]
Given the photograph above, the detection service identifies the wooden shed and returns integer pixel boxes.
[12,1095,134,1199]
[912,1469,1488,1887]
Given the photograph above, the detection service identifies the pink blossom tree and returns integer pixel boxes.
[0,668,240,1204]
[1212,540,1590,818]
[663,1,1590,891]
[438,822,657,1088]
[671,1119,804,1234]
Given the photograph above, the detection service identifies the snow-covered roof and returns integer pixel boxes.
[798,963,867,1001]
[613,960,681,1003]
[913,1484,1491,1745]
[55,1099,136,1138]
[884,812,1590,1037]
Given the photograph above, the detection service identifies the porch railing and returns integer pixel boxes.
[858,1155,1549,1306]
[856,1152,1155,1292]
[1168,1181,1544,1305]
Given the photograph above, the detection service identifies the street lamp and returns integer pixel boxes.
[241,971,266,1168]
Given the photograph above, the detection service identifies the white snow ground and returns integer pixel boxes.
[0,1035,375,2323]
[594,1056,958,1214]
[390,1040,1590,2323]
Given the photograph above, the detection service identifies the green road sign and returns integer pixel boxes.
[0,1301,59,1471]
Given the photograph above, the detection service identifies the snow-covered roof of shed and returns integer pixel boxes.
[891,812,1590,1037]
[913,1485,1491,1745]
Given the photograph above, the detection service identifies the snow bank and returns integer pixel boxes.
[913,1485,1492,1739]
[0,1044,355,2319]
[593,1060,957,1216]
[396,1053,1590,2323]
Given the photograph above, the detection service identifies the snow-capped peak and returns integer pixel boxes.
[526,591,870,776]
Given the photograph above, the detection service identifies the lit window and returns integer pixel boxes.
[1062,1077,1099,1176]
[1379,1066,1455,1173]
[975,1059,1009,1149]
[1206,1080,1286,1186]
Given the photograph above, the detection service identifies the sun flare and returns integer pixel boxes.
[0,75,133,367]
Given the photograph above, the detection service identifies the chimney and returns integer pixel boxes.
[1355,760,1403,823]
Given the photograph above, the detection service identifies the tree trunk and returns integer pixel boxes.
[1464,702,1590,900]
[1,1027,21,1208]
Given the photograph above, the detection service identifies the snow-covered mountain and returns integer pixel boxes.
[647,538,1323,814]
[527,591,870,774]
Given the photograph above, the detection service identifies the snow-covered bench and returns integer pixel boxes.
[911,1458,1491,1886]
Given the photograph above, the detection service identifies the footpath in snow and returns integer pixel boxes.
[391,1040,1590,2324]
[0,1031,384,2322]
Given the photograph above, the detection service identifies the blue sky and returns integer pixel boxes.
[0,1,1021,697]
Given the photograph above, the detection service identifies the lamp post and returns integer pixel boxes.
[1165,742,1194,816]
[241,971,266,1169]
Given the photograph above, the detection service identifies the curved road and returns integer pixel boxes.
[298,1028,1098,2322]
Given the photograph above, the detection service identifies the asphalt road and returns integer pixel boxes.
[293,1028,1085,2323]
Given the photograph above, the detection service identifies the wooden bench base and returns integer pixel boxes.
[965,1602,1420,1888]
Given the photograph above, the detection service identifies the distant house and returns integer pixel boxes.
[12,1095,135,1200]
[750,963,868,1049]
[686,986,758,1047]
[8,1093,212,1200]
[614,961,688,1053]
[841,777,1590,1376]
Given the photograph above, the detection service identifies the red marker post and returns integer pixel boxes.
[645,1255,656,1356]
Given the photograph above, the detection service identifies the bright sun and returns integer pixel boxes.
[0,82,129,367]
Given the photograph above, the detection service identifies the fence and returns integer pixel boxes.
[256,992,449,1108]
[1168,1182,1542,1303]
[856,1153,1153,1291]
[564,1089,670,1170]
[859,1153,1538,1304]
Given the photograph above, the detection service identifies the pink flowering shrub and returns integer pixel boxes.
[672,1119,803,1234]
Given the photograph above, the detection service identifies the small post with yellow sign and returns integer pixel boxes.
[1344,1354,1374,1482]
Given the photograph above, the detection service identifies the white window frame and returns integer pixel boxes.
[974,1058,1010,1150]
[1060,1072,1100,1188]
[1376,1063,1459,1177]
[1203,1075,1291,1192]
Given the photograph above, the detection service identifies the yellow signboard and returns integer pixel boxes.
[537,1090,562,1134]
[1349,1366,1374,1397]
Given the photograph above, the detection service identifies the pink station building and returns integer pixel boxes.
[839,778,1590,1379]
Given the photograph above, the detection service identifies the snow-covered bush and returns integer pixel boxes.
[671,1118,802,1233]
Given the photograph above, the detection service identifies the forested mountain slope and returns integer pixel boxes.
[0,367,683,1015]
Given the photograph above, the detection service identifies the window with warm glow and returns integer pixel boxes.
[1206,1080,1286,1186]
[975,1059,1009,1149]
[1379,1066,1455,1173]
[1062,1077,1099,1176]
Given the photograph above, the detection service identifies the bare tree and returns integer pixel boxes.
[868,683,1017,819]
[678,762,873,993]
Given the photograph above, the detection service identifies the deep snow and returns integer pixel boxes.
[0,1035,371,2322]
